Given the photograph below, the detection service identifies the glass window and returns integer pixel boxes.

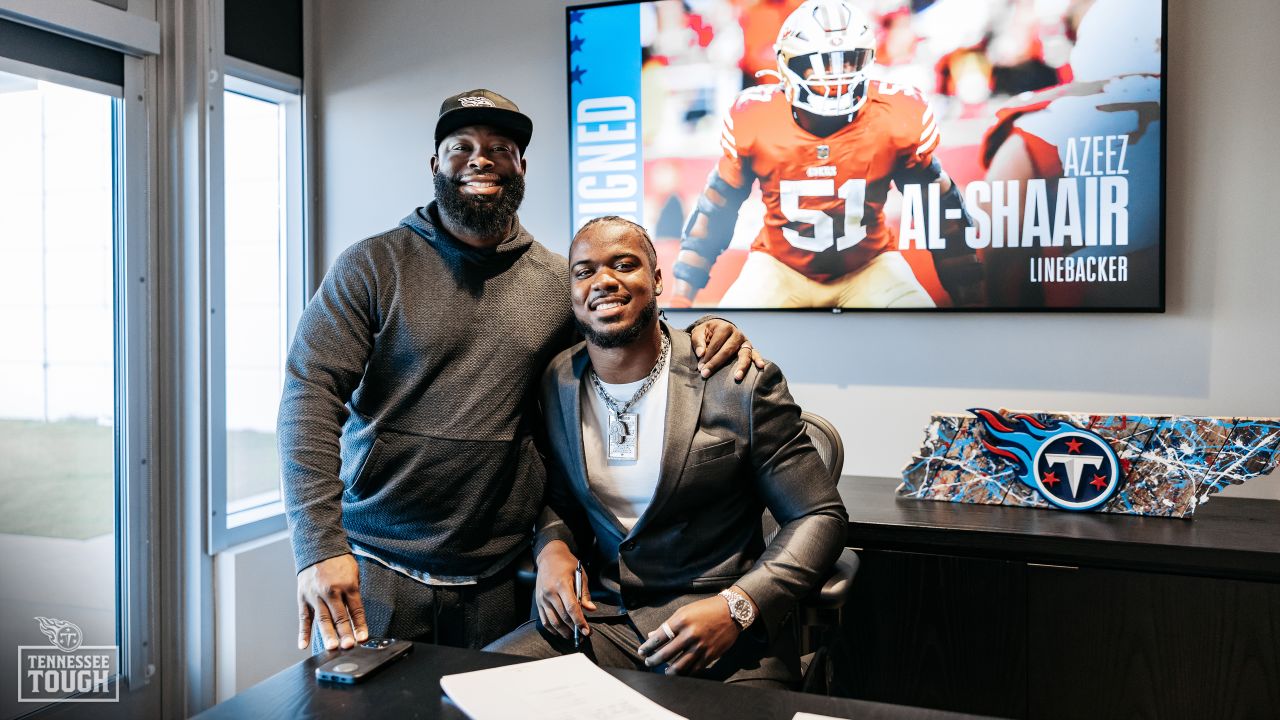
[213,69,303,547]
[0,70,118,716]
[222,88,290,526]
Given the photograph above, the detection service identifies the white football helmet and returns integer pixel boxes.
[1069,0,1161,82]
[774,0,878,118]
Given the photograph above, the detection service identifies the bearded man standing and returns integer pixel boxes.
[280,90,758,653]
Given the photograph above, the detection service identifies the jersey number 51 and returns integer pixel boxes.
[779,179,868,252]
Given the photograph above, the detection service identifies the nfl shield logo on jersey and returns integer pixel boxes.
[971,408,1122,511]
[816,144,830,160]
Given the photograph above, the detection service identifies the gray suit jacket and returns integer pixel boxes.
[534,323,847,675]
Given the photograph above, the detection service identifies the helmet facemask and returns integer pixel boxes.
[781,48,874,118]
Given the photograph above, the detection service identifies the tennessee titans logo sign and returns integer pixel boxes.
[971,408,1123,511]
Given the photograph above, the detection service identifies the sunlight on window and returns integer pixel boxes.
[0,72,115,538]
[223,90,287,517]
[0,72,118,718]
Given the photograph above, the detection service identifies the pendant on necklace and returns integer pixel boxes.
[607,410,638,460]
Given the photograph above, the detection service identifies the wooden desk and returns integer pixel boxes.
[193,642,998,720]
[836,476,1280,719]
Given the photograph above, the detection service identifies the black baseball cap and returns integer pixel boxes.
[434,89,533,152]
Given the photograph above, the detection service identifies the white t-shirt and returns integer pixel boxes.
[580,352,670,532]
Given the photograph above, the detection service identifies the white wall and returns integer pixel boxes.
[311,0,1280,500]
[214,532,308,701]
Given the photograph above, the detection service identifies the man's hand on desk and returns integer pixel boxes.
[297,553,368,651]
[637,587,754,675]
[534,540,596,639]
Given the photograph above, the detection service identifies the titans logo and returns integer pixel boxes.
[971,408,1123,511]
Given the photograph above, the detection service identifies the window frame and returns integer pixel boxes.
[116,51,154,694]
[0,0,158,707]
[207,56,307,553]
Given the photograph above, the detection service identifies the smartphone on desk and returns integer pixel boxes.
[315,638,413,684]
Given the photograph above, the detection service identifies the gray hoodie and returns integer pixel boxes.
[278,203,575,579]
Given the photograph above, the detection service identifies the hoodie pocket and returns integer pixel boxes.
[347,435,385,499]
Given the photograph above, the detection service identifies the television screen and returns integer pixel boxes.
[567,0,1164,310]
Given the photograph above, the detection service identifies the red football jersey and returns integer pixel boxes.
[718,81,939,282]
[980,83,1073,177]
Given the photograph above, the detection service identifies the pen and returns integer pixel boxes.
[573,561,583,649]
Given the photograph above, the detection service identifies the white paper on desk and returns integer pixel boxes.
[440,653,687,720]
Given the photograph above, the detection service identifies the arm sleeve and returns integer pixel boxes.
[732,363,848,640]
[716,111,751,189]
[903,96,941,171]
[532,461,590,561]
[675,108,756,290]
[278,244,380,573]
[532,389,594,562]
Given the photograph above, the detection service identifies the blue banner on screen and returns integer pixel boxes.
[567,0,1165,311]
[569,4,643,231]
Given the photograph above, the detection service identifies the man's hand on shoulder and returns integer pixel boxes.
[691,319,765,382]
[297,554,368,651]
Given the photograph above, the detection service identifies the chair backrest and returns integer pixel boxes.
[799,411,844,488]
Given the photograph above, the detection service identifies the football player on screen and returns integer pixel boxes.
[670,0,982,308]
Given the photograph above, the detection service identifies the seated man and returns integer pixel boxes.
[485,216,847,689]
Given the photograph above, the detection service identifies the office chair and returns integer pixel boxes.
[793,411,859,695]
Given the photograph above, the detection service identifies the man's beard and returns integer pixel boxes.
[575,296,658,350]
[433,171,526,240]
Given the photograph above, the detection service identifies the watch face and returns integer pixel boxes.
[721,590,753,628]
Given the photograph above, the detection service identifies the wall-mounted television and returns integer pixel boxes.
[567,0,1164,311]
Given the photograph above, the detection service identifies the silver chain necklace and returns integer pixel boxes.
[590,334,670,460]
